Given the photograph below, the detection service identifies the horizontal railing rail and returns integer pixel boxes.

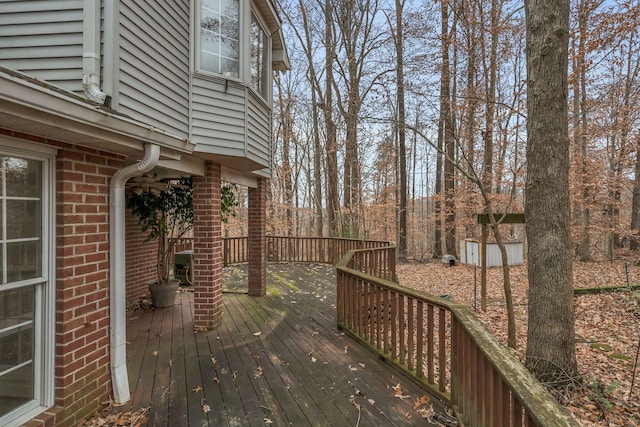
[336,246,578,427]
[169,236,394,267]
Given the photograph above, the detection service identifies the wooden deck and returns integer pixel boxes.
[125,263,449,426]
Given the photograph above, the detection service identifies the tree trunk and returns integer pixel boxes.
[275,77,294,236]
[524,0,579,383]
[438,0,456,258]
[632,135,640,250]
[395,0,407,259]
[577,0,591,261]
[324,0,340,237]
[492,222,516,348]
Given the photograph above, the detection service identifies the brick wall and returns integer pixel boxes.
[248,178,267,296]
[54,143,124,426]
[192,161,223,330]
[125,211,158,303]
[0,130,127,426]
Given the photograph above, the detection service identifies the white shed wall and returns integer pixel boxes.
[459,239,524,267]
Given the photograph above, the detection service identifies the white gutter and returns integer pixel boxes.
[83,0,109,105]
[109,144,160,404]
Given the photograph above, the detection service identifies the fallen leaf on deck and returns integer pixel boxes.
[392,384,411,399]
[368,399,376,405]
[348,398,361,410]
[254,366,264,378]
[418,404,435,419]
[414,395,430,408]
[192,386,203,393]
[202,404,211,414]
[151,351,158,356]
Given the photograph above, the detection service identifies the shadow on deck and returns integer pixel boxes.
[125,263,450,426]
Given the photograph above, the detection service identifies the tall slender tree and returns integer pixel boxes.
[524,0,579,382]
[439,0,457,257]
[394,0,408,258]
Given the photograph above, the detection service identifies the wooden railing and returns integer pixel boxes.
[171,237,194,255]
[224,237,248,265]
[265,236,393,266]
[336,246,578,427]
[169,235,575,425]
[170,236,394,267]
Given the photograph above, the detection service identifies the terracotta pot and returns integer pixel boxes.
[149,279,180,307]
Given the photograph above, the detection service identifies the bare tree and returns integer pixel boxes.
[524,0,579,382]
[393,0,408,258]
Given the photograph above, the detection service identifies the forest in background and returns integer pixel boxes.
[223,0,639,263]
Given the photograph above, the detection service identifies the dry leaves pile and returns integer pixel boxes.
[76,402,148,427]
[397,255,640,427]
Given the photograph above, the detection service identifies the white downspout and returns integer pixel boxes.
[109,144,160,404]
[83,0,109,105]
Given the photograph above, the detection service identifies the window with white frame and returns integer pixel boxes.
[250,13,268,98]
[199,0,240,78]
[196,0,272,99]
[0,144,54,427]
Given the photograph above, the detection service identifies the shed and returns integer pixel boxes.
[459,239,524,267]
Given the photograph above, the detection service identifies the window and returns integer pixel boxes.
[250,14,268,98]
[196,0,272,99]
[0,145,53,427]
[199,0,240,78]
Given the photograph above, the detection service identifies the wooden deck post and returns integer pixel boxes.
[248,177,267,296]
[192,161,223,330]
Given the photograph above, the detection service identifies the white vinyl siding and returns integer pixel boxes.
[117,0,190,137]
[191,76,247,156]
[0,0,83,92]
[246,91,271,168]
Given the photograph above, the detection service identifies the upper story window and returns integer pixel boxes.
[250,14,268,98]
[196,0,272,100]
[199,0,240,78]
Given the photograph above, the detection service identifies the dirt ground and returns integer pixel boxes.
[397,256,640,426]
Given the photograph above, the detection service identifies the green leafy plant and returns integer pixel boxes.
[588,380,620,411]
[127,176,193,283]
[221,183,238,223]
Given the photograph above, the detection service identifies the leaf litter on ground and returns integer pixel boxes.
[397,256,640,426]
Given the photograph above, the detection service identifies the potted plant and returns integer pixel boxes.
[127,175,193,307]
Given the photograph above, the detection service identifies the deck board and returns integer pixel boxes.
[126,263,448,426]
[167,299,188,427]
